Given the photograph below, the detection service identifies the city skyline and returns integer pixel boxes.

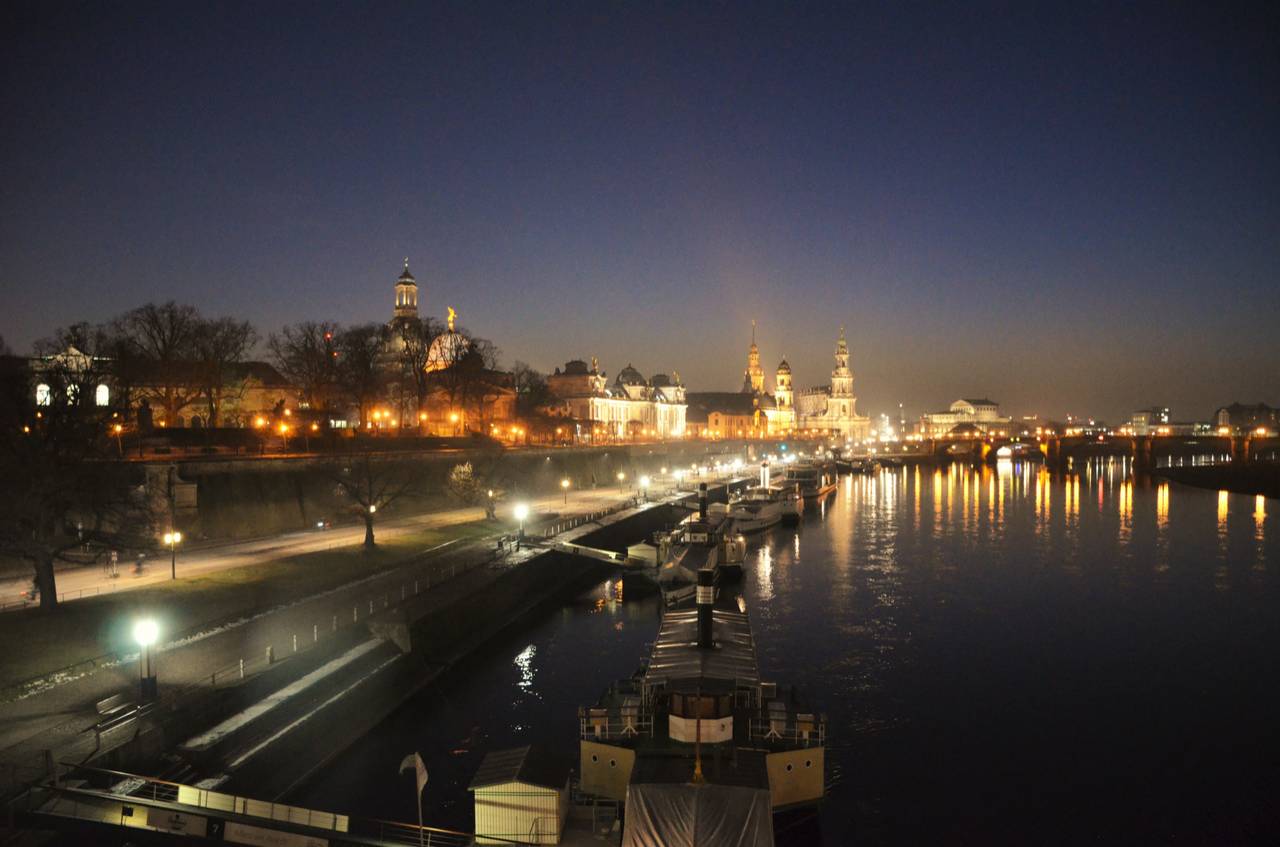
[3,2,1277,422]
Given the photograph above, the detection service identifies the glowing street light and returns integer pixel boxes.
[133,618,159,700]
[561,478,571,504]
[513,502,530,547]
[639,475,650,501]
[163,530,182,580]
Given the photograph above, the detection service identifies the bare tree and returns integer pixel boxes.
[325,453,423,548]
[392,317,444,428]
[113,302,203,422]
[335,324,388,426]
[511,361,553,415]
[427,333,505,433]
[1,333,156,609]
[194,316,258,427]
[268,321,341,413]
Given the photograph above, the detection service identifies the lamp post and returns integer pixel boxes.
[134,618,159,701]
[113,423,124,456]
[561,478,570,504]
[163,530,182,580]
[513,503,529,549]
[639,475,650,502]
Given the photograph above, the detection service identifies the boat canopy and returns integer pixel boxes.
[644,608,760,691]
[622,783,774,847]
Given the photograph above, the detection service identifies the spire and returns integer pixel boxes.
[751,319,757,345]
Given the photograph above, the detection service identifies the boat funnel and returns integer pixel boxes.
[760,461,770,488]
[698,483,708,521]
[697,568,714,649]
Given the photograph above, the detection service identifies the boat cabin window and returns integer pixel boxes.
[669,692,731,719]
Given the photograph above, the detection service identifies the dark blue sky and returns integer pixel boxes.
[2,1,1276,421]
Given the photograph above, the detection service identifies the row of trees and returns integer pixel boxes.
[31,302,257,428]
[21,301,528,431]
[266,318,502,428]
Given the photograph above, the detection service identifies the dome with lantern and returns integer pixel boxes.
[424,306,471,372]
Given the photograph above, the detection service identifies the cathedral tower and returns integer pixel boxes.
[775,359,793,410]
[394,258,419,321]
[743,320,765,394]
[829,327,855,419]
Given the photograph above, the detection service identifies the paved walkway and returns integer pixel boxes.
[0,485,648,610]
[0,485,682,793]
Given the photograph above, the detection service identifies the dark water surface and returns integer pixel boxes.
[294,462,1280,844]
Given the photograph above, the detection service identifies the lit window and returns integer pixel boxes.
[95,384,110,406]
[36,384,51,406]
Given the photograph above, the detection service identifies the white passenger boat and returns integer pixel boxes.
[727,485,785,533]
[785,461,838,504]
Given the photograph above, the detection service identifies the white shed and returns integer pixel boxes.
[469,745,571,845]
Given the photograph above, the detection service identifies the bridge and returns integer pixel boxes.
[861,432,1280,471]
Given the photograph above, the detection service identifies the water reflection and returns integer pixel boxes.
[755,542,774,601]
[298,461,1278,847]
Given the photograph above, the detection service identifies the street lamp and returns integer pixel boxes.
[163,530,182,580]
[561,478,570,504]
[639,475,650,501]
[513,502,529,548]
[133,618,159,701]
[616,471,626,485]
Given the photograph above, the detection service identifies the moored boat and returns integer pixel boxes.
[577,569,827,846]
[785,460,838,504]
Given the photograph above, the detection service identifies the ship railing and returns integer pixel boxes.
[747,711,827,748]
[579,707,653,741]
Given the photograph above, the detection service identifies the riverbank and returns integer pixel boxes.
[1155,462,1280,499]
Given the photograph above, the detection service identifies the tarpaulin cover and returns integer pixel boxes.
[622,782,774,847]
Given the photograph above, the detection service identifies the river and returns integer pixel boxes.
[293,460,1279,844]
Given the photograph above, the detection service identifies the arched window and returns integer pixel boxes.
[95,384,110,406]
[175,415,185,428]
[190,415,203,429]
[35,384,51,406]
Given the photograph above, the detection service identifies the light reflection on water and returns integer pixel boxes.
[297,462,1278,844]
[745,460,1277,843]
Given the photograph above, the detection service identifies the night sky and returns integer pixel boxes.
[2,2,1276,422]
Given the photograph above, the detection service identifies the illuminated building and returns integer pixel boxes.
[795,327,870,439]
[546,359,686,440]
[918,398,1012,437]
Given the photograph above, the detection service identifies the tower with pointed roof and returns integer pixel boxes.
[775,358,793,411]
[742,320,764,394]
[795,326,869,439]
[831,327,852,399]
[394,258,419,321]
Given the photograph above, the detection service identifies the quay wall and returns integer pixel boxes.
[89,504,683,800]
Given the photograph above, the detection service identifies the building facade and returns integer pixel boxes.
[1214,402,1278,434]
[795,328,870,439]
[918,398,1012,437]
[546,359,686,441]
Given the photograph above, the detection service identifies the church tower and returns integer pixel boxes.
[775,359,793,410]
[743,320,765,394]
[394,258,419,321]
[829,326,855,419]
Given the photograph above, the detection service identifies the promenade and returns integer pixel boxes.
[0,483,654,794]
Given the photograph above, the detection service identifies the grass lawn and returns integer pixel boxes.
[0,519,497,689]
